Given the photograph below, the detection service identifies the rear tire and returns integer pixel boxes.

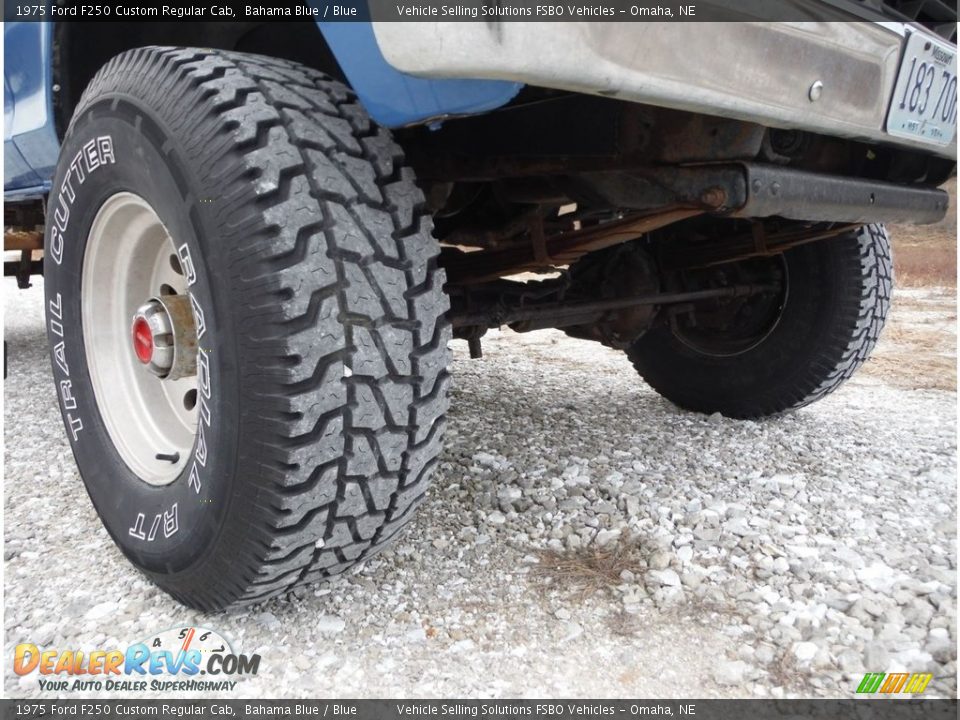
[627,224,891,419]
[44,47,450,610]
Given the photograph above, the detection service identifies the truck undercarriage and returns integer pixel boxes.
[6,94,952,348]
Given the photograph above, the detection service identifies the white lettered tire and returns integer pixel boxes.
[44,48,451,610]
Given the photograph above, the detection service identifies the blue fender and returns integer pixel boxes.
[4,21,58,196]
[316,21,522,128]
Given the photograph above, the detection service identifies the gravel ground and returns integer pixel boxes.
[4,278,956,699]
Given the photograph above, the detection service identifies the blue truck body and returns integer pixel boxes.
[2,20,521,198]
[4,21,58,198]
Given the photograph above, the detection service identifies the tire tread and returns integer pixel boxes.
[71,47,450,610]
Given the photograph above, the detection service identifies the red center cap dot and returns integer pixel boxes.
[132,317,154,364]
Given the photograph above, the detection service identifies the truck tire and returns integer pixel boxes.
[43,47,450,610]
[627,224,891,419]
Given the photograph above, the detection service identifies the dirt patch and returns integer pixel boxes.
[862,289,957,391]
[864,334,956,391]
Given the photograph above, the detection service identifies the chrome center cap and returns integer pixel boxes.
[130,295,198,380]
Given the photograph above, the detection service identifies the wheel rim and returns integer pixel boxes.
[671,256,789,358]
[82,192,199,486]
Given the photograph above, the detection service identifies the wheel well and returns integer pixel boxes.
[52,21,347,138]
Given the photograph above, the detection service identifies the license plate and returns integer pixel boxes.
[886,30,957,146]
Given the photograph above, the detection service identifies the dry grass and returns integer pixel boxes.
[532,539,646,600]
[892,244,957,287]
[888,177,957,287]
[531,541,740,643]
[864,322,957,391]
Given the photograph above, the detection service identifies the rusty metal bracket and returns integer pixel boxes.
[4,229,43,253]
[751,222,768,255]
[529,213,553,267]
[443,207,701,285]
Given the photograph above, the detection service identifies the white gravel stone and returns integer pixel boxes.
[713,660,753,685]
[649,569,682,587]
[316,615,346,635]
[595,529,621,547]
[793,642,818,663]
[864,644,890,670]
[561,623,584,642]
[83,602,117,621]
[649,551,671,570]
[404,627,427,643]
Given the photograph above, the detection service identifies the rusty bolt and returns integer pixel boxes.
[700,187,727,208]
